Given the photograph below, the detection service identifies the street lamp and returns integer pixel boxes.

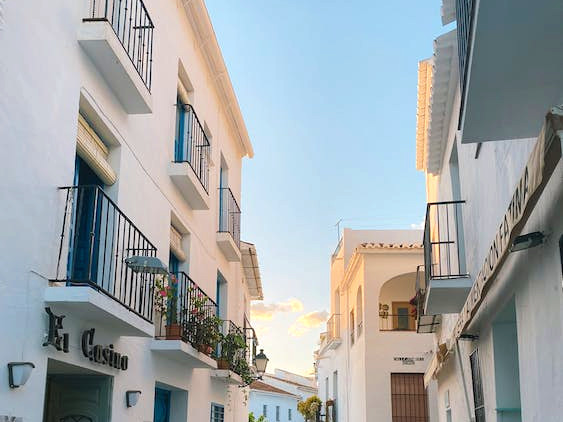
[255,349,269,378]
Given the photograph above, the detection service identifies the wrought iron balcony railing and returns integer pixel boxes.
[55,185,157,322]
[154,272,217,349]
[326,314,341,343]
[244,314,258,367]
[217,320,246,373]
[85,0,154,90]
[174,104,211,193]
[218,187,241,248]
[424,200,468,282]
[456,0,476,118]
[380,313,417,331]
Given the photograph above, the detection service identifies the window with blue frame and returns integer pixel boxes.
[276,405,280,421]
[169,252,180,276]
[288,408,292,421]
[211,403,224,422]
[263,404,267,418]
[175,96,190,162]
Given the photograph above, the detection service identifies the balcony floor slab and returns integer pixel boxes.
[168,162,210,210]
[212,370,244,386]
[150,340,217,369]
[216,232,241,262]
[424,278,473,315]
[44,286,154,337]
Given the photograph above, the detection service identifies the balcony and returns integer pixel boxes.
[423,201,471,315]
[169,104,211,210]
[216,188,241,261]
[151,272,218,369]
[379,313,417,332]
[48,185,156,337]
[213,320,251,386]
[243,314,258,368]
[322,314,342,351]
[456,0,563,143]
[78,0,154,114]
[415,265,441,334]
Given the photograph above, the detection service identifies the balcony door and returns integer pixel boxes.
[392,302,415,331]
[153,387,171,422]
[68,156,104,283]
[390,373,429,422]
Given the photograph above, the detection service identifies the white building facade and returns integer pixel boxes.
[249,380,301,422]
[0,0,264,421]
[315,229,439,422]
[415,1,563,422]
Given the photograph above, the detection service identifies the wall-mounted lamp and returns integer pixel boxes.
[125,256,168,275]
[126,390,142,408]
[8,362,35,388]
[255,349,269,379]
[510,231,545,253]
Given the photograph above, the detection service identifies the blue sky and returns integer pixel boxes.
[206,0,447,375]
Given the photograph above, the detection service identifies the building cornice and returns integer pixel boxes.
[181,0,254,158]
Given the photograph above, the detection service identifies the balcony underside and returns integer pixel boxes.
[216,232,241,262]
[461,0,563,143]
[424,278,472,315]
[78,21,152,114]
[150,340,217,369]
[212,370,244,386]
[168,162,210,210]
[44,286,154,337]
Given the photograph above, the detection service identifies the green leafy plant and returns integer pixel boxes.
[298,395,322,422]
[233,356,254,386]
[194,315,222,351]
[220,332,246,363]
[249,412,268,422]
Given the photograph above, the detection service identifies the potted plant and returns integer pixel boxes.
[233,355,254,386]
[218,332,246,370]
[155,275,181,339]
[194,315,221,355]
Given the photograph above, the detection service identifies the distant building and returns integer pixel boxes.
[249,369,317,422]
[250,380,301,422]
[315,229,438,422]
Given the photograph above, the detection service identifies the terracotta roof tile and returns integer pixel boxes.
[250,381,299,397]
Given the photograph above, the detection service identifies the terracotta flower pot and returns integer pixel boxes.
[217,359,230,370]
[197,344,213,355]
[165,323,182,340]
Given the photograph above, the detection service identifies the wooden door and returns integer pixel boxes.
[390,373,429,422]
[392,302,415,331]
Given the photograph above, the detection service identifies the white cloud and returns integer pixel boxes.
[410,220,424,230]
[251,298,304,321]
[288,310,329,337]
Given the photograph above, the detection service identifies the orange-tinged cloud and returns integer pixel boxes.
[251,298,304,321]
[288,310,329,337]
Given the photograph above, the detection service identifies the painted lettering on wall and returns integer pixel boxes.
[81,328,129,370]
[43,307,69,353]
[454,123,548,339]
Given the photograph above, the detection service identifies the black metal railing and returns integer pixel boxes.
[456,0,475,121]
[424,201,468,282]
[85,0,154,90]
[379,314,417,331]
[218,320,246,372]
[244,314,258,366]
[154,272,217,349]
[174,104,210,192]
[414,264,426,316]
[55,185,157,322]
[218,187,241,247]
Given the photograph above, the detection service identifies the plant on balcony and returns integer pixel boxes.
[218,332,246,370]
[155,274,180,339]
[233,355,254,386]
[194,315,222,355]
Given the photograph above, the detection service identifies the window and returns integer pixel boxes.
[211,404,224,422]
[390,373,429,421]
[276,406,280,421]
[288,408,292,420]
[356,287,363,336]
[445,390,452,422]
[470,350,486,422]
[349,310,355,345]
[325,377,329,402]
[263,404,267,417]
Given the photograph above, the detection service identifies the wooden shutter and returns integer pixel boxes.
[390,373,429,422]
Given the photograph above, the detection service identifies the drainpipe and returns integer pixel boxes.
[455,340,473,422]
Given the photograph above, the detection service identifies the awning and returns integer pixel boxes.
[241,241,263,300]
